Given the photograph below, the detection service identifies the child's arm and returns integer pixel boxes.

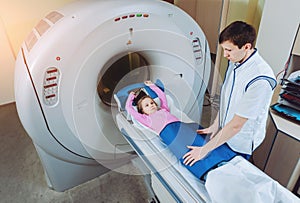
[146,82,169,111]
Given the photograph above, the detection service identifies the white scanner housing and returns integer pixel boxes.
[14,0,210,192]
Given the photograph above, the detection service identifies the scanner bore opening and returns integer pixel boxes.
[97,52,149,106]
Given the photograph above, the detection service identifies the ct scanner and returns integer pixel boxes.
[14,0,299,202]
[15,0,210,193]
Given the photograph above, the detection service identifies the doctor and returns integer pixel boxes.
[183,21,277,166]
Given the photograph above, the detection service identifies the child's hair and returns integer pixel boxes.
[136,95,158,114]
[133,89,146,105]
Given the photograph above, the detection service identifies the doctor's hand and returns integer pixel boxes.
[183,146,209,166]
[197,128,216,140]
[197,125,218,140]
[196,127,211,135]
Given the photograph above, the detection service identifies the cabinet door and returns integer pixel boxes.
[265,132,300,187]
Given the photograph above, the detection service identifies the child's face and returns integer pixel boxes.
[141,97,157,115]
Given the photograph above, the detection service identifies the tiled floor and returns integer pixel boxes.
[0,100,217,203]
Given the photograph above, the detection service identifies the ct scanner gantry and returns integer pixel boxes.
[14,0,211,192]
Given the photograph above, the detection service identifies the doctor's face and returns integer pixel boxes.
[220,40,249,63]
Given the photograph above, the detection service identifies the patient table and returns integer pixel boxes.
[115,85,299,203]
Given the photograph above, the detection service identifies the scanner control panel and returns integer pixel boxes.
[192,37,203,64]
[43,67,60,106]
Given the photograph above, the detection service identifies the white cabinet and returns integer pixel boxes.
[253,112,300,196]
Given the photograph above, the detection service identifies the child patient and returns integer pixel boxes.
[126,81,236,180]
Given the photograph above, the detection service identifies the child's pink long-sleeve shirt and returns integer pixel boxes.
[125,84,179,134]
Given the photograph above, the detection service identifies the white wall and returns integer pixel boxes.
[0,0,74,105]
[256,0,300,77]
[0,17,15,104]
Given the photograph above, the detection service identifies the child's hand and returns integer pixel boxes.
[144,80,153,86]
[130,91,136,96]
[133,88,141,95]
